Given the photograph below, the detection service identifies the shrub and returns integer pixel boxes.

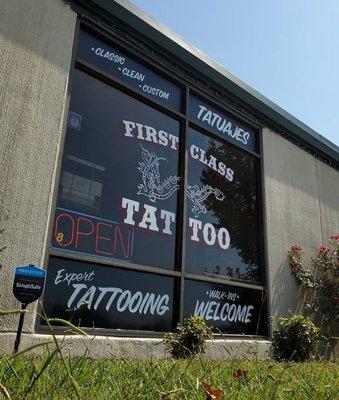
[287,235,339,336]
[272,315,319,362]
[163,316,213,358]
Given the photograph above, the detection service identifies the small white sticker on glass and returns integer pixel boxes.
[68,111,82,131]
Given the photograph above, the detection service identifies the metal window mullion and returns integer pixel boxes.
[184,273,265,291]
[189,87,262,132]
[80,18,193,92]
[177,85,190,325]
[259,126,271,337]
[188,121,261,159]
[49,249,181,278]
[75,59,186,121]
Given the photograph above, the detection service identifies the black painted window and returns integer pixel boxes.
[77,29,182,111]
[185,128,261,283]
[53,69,180,270]
[43,257,175,332]
[42,26,267,336]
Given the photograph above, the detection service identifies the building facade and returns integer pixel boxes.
[0,0,338,358]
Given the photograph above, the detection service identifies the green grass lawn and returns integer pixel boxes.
[0,355,338,400]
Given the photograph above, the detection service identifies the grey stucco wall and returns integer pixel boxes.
[262,127,339,324]
[0,0,76,332]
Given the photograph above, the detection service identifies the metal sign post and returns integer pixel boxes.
[13,303,27,353]
[12,264,46,353]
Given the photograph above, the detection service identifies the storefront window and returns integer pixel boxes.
[42,26,266,335]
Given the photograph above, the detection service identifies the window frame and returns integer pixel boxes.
[37,18,269,339]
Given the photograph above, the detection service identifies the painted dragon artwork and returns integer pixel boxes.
[137,145,180,202]
[137,146,225,215]
[186,184,225,217]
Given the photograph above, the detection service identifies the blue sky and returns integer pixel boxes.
[130,0,339,147]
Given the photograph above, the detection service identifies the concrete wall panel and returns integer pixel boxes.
[0,333,272,360]
[262,128,326,322]
[0,0,76,332]
[315,159,339,242]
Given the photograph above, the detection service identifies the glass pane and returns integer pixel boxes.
[42,257,174,331]
[77,29,182,111]
[185,128,262,283]
[52,69,180,270]
[183,279,267,335]
[189,95,257,153]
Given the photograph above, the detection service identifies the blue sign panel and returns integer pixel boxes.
[15,265,46,277]
[13,265,46,304]
[184,279,267,335]
[189,95,257,152]
[77,29,182,111]
[42,257,174,332]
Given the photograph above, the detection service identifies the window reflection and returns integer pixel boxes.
[60,155,104,214]
[185,128,261,283]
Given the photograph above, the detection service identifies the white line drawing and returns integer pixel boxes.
[187,184,225,217]
[137,145,180,202]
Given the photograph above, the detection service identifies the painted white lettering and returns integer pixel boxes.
[67,284,87,308]
[94,287,118,310]
[144,125,158,144]
[228,304,237,321]
[245,305,254,323]
[122,197,139,225]
[76,285,96,309]
[136,123,145,140]
[218,228,230,249]
[190,144,199,159]
[116,290,132,312]
[168,133,179,150]
[220,303,229,321]
[194,300,209,316]
[106,288,123,311]
[189,218,202,242]
[235,304,247,322]
[156,295,170,315]
[122,120,135,137]
[128,291,143,313]
[202,110,212,124]
[139,204,159,232]
[197,105,207,120]
[205,301,218,320]
[160,209,176,235]
[54,269,65,285]
[203,223,216,246]
[158,130,168,147]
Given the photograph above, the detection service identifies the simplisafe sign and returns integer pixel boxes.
[12,264,47,353]
[13,265,46,304]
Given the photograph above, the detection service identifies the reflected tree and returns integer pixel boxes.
[200,139,261,282]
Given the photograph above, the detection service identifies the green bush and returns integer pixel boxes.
[272,315,320,362]
[163,316,213,358]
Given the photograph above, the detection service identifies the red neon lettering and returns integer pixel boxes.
[95,222,114,256]
[114,226,131,258]
[75,217,95,248]
[54,213,75,247]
